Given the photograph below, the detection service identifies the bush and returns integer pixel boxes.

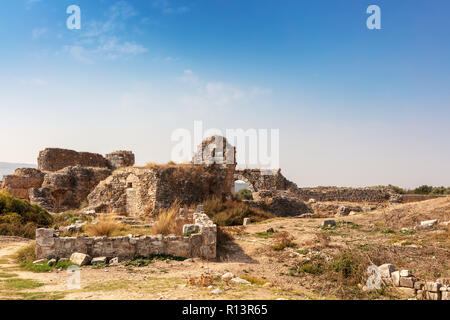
[85,215,124,237]
[388,185,406,194]
[0,192,52,239]
[413,185,434,195]
[430,186,449,195]
[203,199,273,226]
[272,231,296,251]
[235,189,253,201]
[151,201,184,235]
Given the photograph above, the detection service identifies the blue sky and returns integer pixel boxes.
[0,0,449,188]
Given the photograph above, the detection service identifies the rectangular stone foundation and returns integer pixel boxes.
[36,209,217,260]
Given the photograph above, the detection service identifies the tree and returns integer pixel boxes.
[235,189,253,201]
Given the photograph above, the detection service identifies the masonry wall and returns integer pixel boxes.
[38,148,109,172]
[87,165,235,215]
[296,186,400,203]
[234,169,298,194]
[36,208,217,260]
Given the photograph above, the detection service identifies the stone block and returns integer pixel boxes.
[425,282,441,292]
[391,271,400,287]
[400,270,411,277]
[378,264,395,278]
[399,277,414,288]
[70,252,92,266]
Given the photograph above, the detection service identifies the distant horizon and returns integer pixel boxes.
[0,160,448,191]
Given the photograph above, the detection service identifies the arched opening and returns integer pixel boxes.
[234,180,253,200]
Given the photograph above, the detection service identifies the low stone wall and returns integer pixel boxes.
[296,186,400,203]
[377,264,449,300]
[35,206,217,260]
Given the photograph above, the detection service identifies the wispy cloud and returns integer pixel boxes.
[32,27,48,40]
[26,0,41,10]
[19,77,48,86]
[152,0,190,14]
[178,70,271,108]
[62,1,147,63]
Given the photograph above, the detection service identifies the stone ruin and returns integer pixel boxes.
[0,136,406,261]
[1,148,134,212]
[0,137,402,216]
[36,205,217,260]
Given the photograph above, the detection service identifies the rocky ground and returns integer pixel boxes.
[0,197,448,300]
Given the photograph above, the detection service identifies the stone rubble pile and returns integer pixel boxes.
[377,263,449,300]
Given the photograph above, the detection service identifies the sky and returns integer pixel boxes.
[0,0,449,188]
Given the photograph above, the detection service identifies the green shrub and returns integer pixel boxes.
[332,251,359,279]
[413,185,434,195]
[235,189,253,201]
[0,192,52,238]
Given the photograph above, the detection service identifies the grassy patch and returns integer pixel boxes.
[296,249,309,255]
[0,272,18,278]
[122,254,186,267]
[19,260,75,273]
[381,229,396,235]
[255,231,274,239]
[3,278,44,289]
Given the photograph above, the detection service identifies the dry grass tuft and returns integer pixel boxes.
[150,201,185,235]
[14,242,36,263]
[316,232,331,248]
[188,274,215,287]
[272,231,297,251]
[85,216,125,237]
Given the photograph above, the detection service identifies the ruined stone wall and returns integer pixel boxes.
[1,168,44,200]
[105,151,135,170]
[35,207,217,260]
[234,169,298,193]
[295,186,400,203]
[29,166,111,212]
[87,167,158,216]
[87,164,235,215]
[38,148,109,172]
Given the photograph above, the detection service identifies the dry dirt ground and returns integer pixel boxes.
[0,197,448,300]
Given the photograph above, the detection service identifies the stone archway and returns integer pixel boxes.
[233,173,257,194]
